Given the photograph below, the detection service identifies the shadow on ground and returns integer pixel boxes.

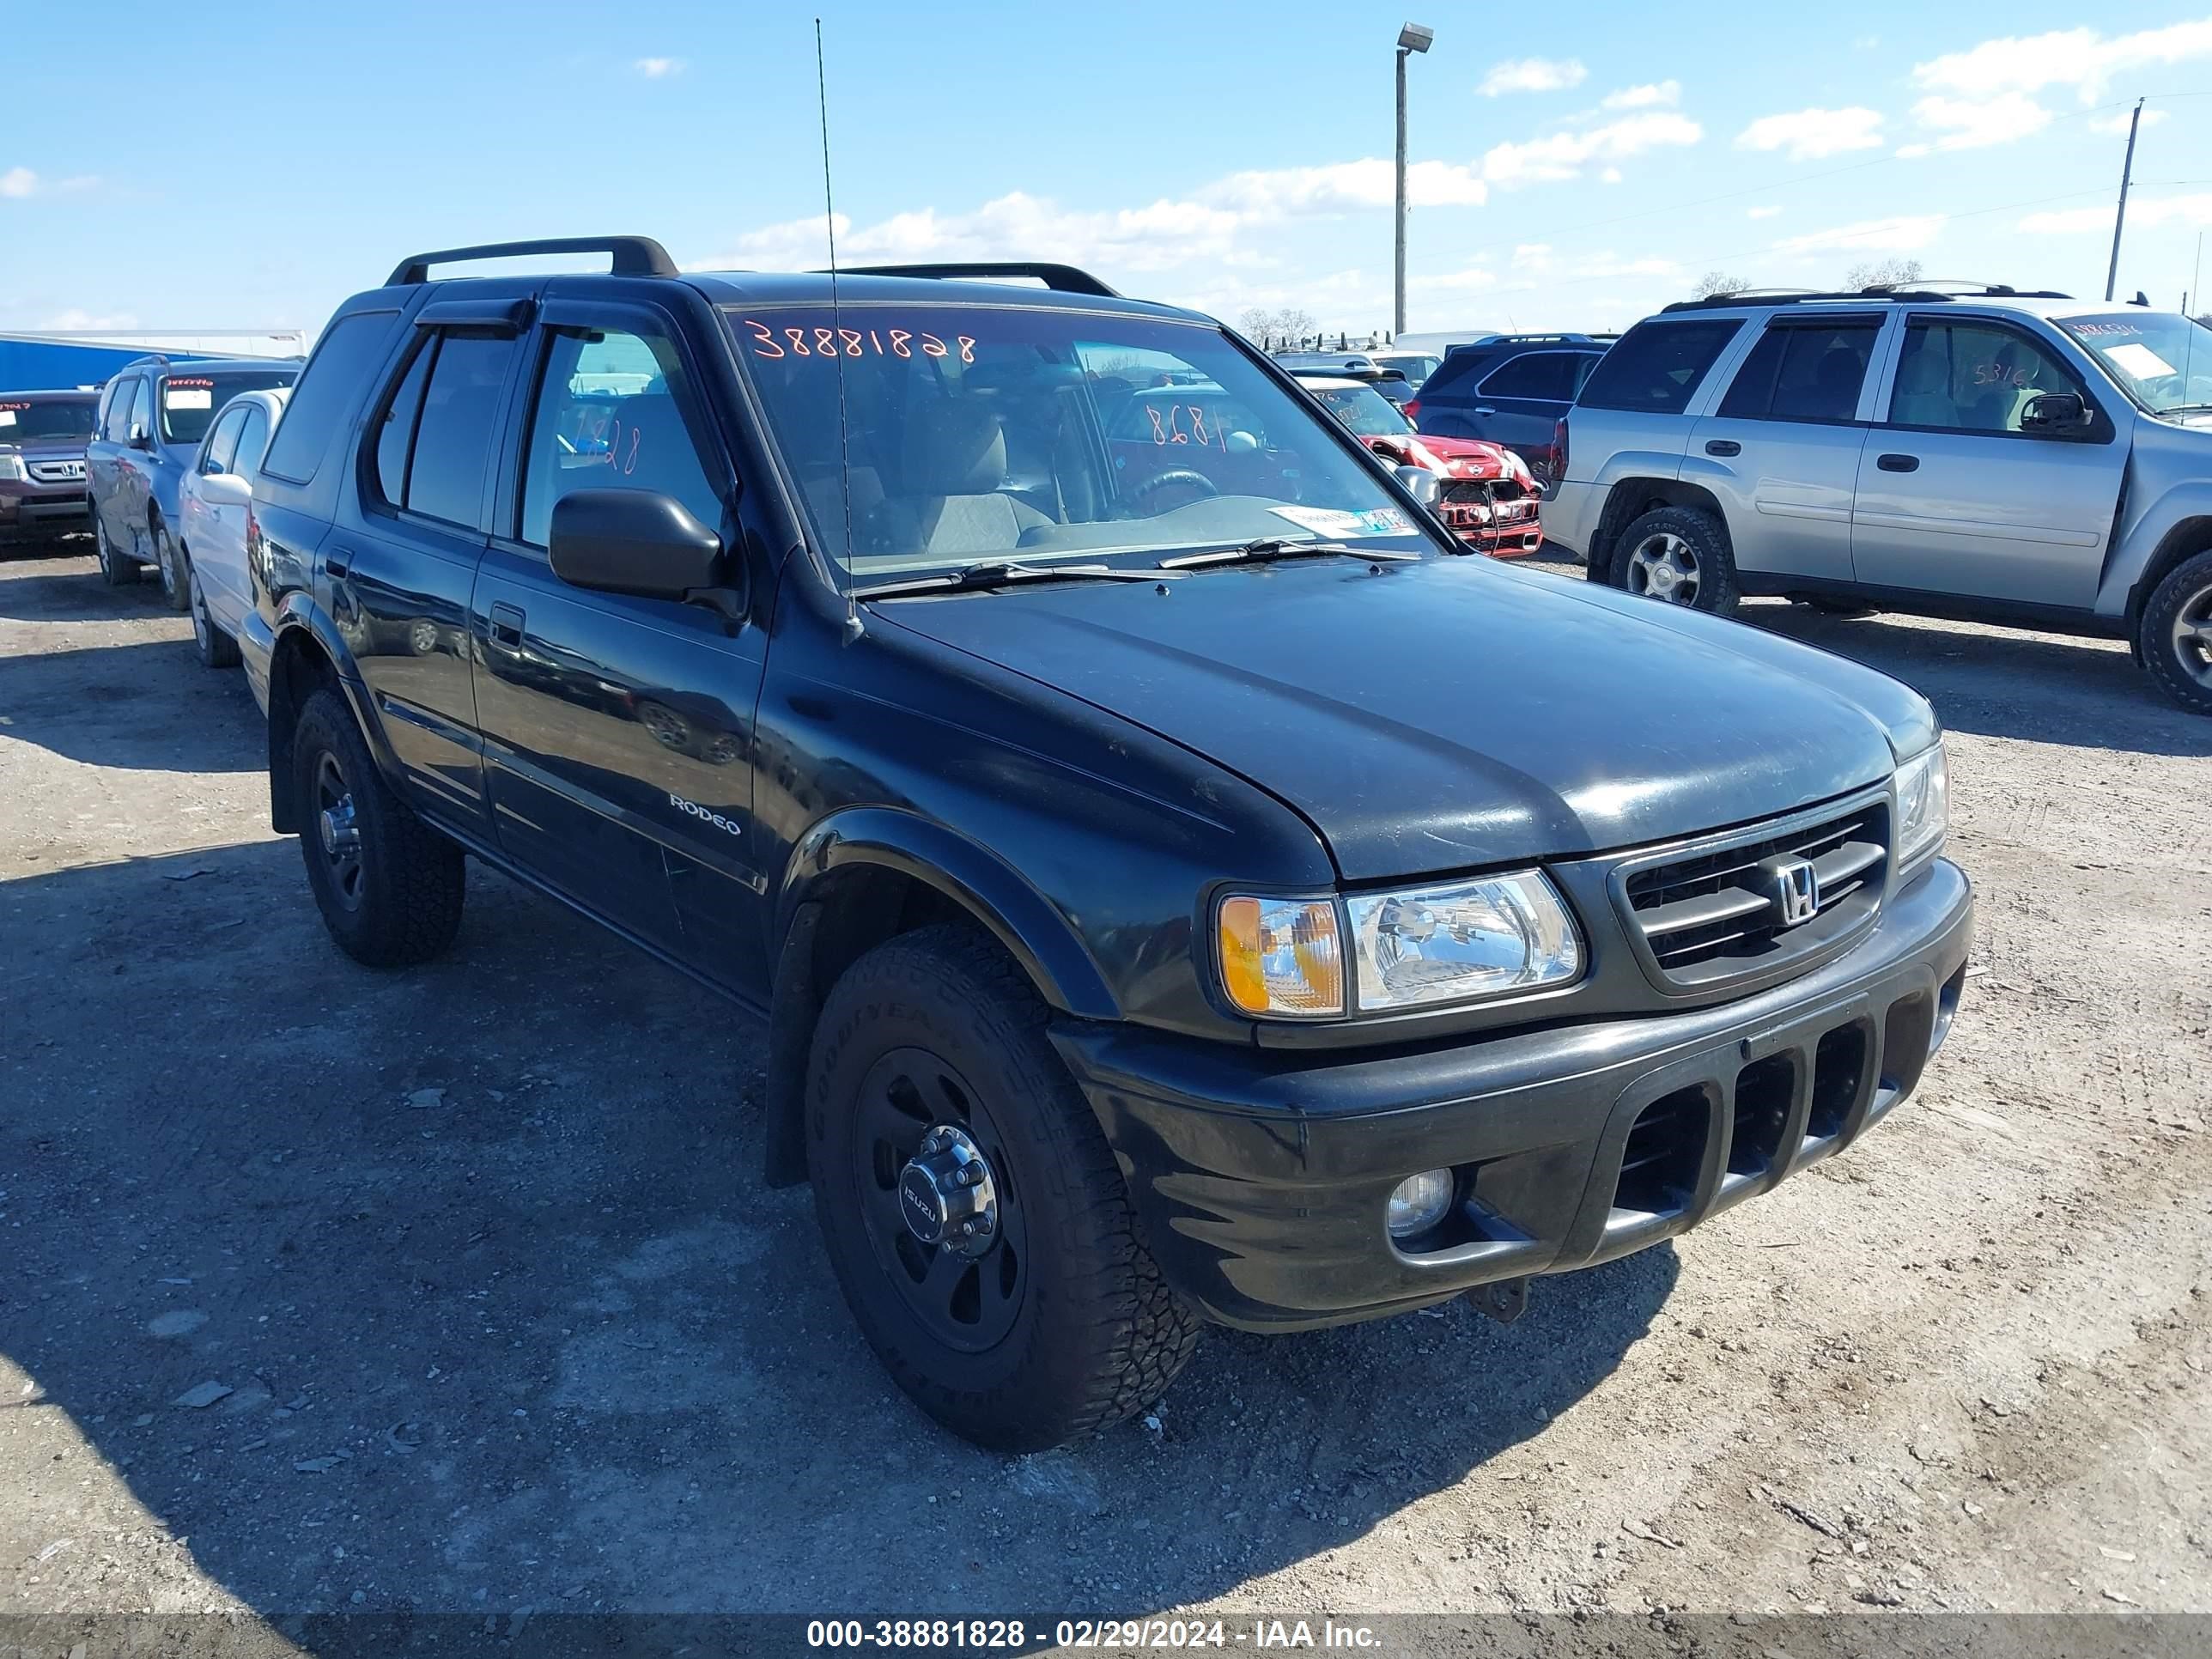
[1740,599,2212,759]
[1,838,1673,1622]
[0,637,264,773]
[0,548,165,625]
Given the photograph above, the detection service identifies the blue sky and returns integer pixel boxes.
[3,2,2209,340]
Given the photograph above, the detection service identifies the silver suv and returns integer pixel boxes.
[1545,286,2212,714]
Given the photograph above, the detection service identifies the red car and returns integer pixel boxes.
[1303,376,1543,557]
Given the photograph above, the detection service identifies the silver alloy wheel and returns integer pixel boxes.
[190,572,210,652]
[158,526,183,600]
[1626,531,1700,605]
[2172,580,2212,690]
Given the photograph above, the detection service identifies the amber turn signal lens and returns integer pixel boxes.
[1217,895,1345,1018]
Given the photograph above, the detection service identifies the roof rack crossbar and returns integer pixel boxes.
[833,262,1120,298]
[385,236,678,287]
[1662,283,2075,313]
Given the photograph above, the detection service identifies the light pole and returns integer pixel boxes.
[1395,21,1434,337]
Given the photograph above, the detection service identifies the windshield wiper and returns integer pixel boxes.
[851,561,1165,601]
[2155,402,2212,417]
[1157,537,1420,571]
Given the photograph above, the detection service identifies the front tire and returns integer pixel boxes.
[189,563,240,669]
[1613,505,1740,614]
[153,517,191,612]
[290,688,465,966]
[95,517,140,586]
[2138,549,2212,716]
[805,924,1199,1450]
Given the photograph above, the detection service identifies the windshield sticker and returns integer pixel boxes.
[2105,342,2177,380]
[742,319,975,364]
[1269,505,1413,538]
[0,411,14,428]
[164,388,213,410]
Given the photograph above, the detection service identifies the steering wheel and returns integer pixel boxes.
[1129,467,1220,510]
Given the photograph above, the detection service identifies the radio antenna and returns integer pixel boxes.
[816,18,862,644]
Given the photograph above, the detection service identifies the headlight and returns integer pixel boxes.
[1347,871,1581,1012]
[0,453,27,483]
[1217,895,1345,1018]
[1894,743,1948,868]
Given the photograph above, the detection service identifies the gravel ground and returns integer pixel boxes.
[2,546,2207,1639]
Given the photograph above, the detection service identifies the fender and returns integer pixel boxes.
[2100,471,2212,625]
[266,593,404,828]
[777,805,1121,1022]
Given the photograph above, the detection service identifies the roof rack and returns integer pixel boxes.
[384,236,678,287]
[834,262,1120,298]
[1662,283,2073,313]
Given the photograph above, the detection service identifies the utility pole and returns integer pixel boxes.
[1394,22,1433,337]
[2104,98,2144,303]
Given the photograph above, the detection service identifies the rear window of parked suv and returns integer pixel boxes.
[160,372,295,445]
[1577,319,1741,414]
[261,311,401,484]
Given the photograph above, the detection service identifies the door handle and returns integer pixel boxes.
[1704,439,1741,457]
[325,550,352,580]
[1473,405,1497,416]
[1876,453,1920,473]
[488,602,526,647]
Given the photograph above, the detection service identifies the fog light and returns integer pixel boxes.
[1386,1169,1455,1239]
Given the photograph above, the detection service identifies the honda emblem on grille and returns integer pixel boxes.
[1765,856,1821,927]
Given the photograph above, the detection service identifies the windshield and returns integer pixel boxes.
[727,305,1431,579]
[2057,313,2212,416]
[1310,382,1412,436]
[0,399,96,441]
[1373,353,1442,386]
[160,372,295,445]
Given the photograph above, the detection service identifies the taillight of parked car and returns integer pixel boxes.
[1547,416,1568,483]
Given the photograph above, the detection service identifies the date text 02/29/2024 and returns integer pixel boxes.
[805,1620,1385,1651]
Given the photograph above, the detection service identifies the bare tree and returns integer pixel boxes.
[1844,257,1923,290]
[1692,271,1749,300]
[1237,307,1318,349]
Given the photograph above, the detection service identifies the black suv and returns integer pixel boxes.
[250,238,1972,1450]
[1409,332,1613,477]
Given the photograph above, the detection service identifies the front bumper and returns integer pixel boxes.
[1053,857,1972,1331]
[0,484,91,538]
[1437,490,1542,559]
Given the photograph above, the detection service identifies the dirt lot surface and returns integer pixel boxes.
[2,548,2208,1641]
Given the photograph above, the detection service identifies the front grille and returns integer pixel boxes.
[28,459,86,483]
[1620,799,1888,989]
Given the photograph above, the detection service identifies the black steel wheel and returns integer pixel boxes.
[290,688,466,966]
[806,924,1199,1449]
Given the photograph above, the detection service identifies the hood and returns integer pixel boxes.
[876,559,1931,880]
[9,434,90,461]
[1361,432,1526,483]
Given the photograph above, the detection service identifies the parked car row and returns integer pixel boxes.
[134,235,1970,1455]
[1545,284,2212,714]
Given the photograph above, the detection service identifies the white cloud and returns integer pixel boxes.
[1480,57,1587,96]
[1601,80,1680,110]
[1747,204,1784,219]
[1206,157,1486,215]
[1902,91,2051,155]
[1482,112,1703,186]
[1600,167,1624,185]
[1,167,37,198]
[1911,21,2212,103]
[633,57,685,77]
[2089,107,2169,137]
[1735,106,1883,161]
[1777,215,1946,254]
[46,307,139,330]
[2019,192,2212,236]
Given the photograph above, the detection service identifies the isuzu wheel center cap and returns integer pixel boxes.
[898,1126,1000,1257]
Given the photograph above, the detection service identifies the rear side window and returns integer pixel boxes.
[374,339,435,507]
[1718,319,1881,423]
[234,404,273,477]
[201,404,249,474]
[261,310,399,484]
[1415,351,1486,400]
[1578,319,1741,414]
[128,379,154,441]
[1480,351,1582,401]
[100,380,137,441]
[378,331,518,529]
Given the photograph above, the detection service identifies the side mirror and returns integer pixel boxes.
[198,470,253,507]
[2021,391,2090,433]
[1395,464,1442,508]
[550,488,727,605]
[128,427,155,452]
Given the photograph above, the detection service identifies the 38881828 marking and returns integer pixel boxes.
[805,1620,1031,1649]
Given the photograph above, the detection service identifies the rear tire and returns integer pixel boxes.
[153,518,191,612]
[190,562,240,669]
[805,924,1200,1450]
[95,517,140,586]
[290,688,465,966]
[1613,506,1739,615]
[2137,549,2212,717]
